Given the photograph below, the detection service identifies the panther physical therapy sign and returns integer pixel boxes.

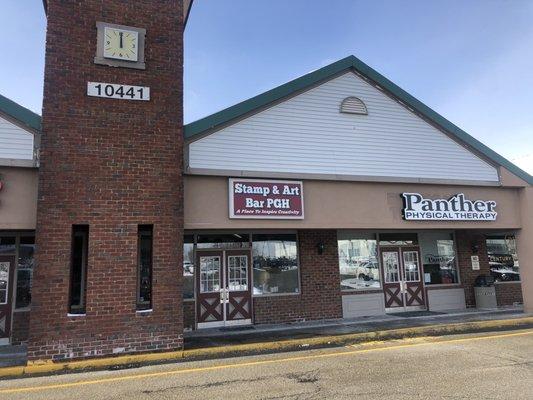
[229,179,304,219]
[401,193,497,221]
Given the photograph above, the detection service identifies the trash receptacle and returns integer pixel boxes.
[474,274,497,309]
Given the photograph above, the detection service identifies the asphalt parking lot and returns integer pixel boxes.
[0,329,531,400]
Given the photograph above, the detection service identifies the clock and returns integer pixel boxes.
[95,22,146,69]
[103,27,139,62]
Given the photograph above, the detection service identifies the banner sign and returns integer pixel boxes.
[402,193,497,221]
[229,179,304,219]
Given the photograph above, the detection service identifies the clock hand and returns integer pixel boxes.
[119,32,123,48]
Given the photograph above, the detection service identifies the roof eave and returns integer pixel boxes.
[0,94,41,132]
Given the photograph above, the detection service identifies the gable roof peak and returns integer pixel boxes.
[185,55,532,185]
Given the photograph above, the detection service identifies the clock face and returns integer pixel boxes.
[103,27,139,62]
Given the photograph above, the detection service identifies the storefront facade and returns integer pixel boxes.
[178,55,531,331]
[0,1,531,362]
[181,180,527,330]
[0,94,40,346]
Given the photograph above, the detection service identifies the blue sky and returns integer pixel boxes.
[1,1,532,173]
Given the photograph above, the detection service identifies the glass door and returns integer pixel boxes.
[381,248,404,309]
[380,246,426,312]
[224,250,252,326]
[195,249,253,329]
[196,250,224,328]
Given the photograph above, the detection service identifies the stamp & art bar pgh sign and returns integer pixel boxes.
[229,179,304,219]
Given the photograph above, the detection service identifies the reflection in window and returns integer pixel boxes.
[383,251,399,283]
[199,256,220,293]
[402,251,420,282]
[420,232,458,284]
[16,236,35,308]
[486,236,520,282]
[70,226,89,314]
[379,233,418,246]
[0,262,8,304]
[338,234,380,290]
[0,237,16,254]
[137,225,153,310]
[228,255,248,291]
[196,233,249,249]
[252,234,298,295]
[183,235,194,299]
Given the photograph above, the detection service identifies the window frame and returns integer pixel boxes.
[69,225,89,315]
[183,234,196,302]
[183,231,301,299]
[251,231,301,298]
[0,232,38,313]
[486,234,521,284]
[418,230,461,287]
[136,225,154,311]
[338,231,382,292]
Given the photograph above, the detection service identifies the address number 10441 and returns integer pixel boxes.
[87,82,150,101]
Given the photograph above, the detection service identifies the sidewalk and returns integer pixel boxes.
[1,307,532,378]
[185,307,530,349]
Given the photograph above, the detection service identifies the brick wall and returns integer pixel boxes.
[10,311,30,345]
[455,230,523,308]
[183,301,195,330]
[455,231,491,307]
[28,0,184,361]
[495,283,523,306]
[253,230,343,324]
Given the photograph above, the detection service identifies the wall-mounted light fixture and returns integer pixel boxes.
[317,242,325,255]
[471,242,480,254]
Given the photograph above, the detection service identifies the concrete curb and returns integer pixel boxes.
[1,316,532,379]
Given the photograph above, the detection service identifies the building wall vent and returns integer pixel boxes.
[340,96,368,115]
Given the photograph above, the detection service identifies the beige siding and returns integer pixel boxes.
[184,176,521,230]
[189,72,499,183]
[0,167,38,230]
[0,115,34,160]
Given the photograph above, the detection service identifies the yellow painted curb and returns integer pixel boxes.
[1,316,532,379]
[181,316,533,360]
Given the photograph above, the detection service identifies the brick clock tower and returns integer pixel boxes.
[29,1,185,361]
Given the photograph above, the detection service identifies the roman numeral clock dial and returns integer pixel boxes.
[103,27,139,62]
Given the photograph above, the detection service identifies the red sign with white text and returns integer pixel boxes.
[229,179,304,219]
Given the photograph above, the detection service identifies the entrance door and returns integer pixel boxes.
[0,255,15,344]
[196,250,252,329]
[380,247,425,312]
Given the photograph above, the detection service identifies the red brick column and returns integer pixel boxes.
[455,231,491,307]
[28,1,184,361]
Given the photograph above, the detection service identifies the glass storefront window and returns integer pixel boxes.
[16,236,35,308]
[183,235,195,299]
[0,237,16,254]
[338,233,380,290]
[252,234,299,295]
[486,236,520,282]
[419,232,458,285]
[379,233,418,246]
[196,233,250,249]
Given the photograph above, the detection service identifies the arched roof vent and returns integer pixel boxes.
[340,96,368,115]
